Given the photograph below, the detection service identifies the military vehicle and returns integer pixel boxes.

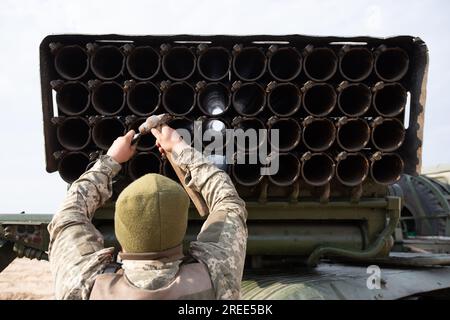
[1,34,450,300]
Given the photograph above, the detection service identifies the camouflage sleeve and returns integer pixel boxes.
[47,155,121,300]
[173,147,248,300]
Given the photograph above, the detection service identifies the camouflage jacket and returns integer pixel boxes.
[47,148,248,300]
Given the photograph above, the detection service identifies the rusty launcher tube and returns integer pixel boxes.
[232,45,267,81]
[128,152,161,181]
[302,117,335,152]
[125,45,161,80]
[167,117,194,145]
[372,82,407,117]
[267,82,302,117]
[336,117,370,152]
[267,46,302,81]
[301,152,335,187]
[91,117,127,150]
[125,80,160,116]
[57,151,90,184]
[371,117,405,152]
[338,46,374,82]
[268,153,301,187]
[161,81,196,116]
[370,152,404,185]
[51,80,90,116]
[374,46,409,82]
[55,117,91,151]
[201,117,228,150]
[197,46,231,81]
[337,82,372,117]
[232,153,265,187]
[51,44,89,80]
[87,44,125,80]
[335,152,369,186]
[161,45,196,81]
[127,116,157,151]
[268,117,301,152]
[303,46,338,82]
[89,80,125,116]
[302,82,337,117]
[196,82,231,116]
[232,116,266,152]
[232,82,266,116]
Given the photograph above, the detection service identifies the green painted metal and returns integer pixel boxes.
[0,197,397,263]
[0,240,16,273]
[306,196,400,266]
[242,260,450,300]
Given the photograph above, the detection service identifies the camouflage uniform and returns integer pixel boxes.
[48,147,248,300]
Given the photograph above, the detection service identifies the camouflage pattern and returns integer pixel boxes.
[120,259,183,290]
[48,148,248,300]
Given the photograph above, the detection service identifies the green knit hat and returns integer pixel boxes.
[114,173,189,253]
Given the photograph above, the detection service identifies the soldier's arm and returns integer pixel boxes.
[47,131,135,300]
[171,144,248,300]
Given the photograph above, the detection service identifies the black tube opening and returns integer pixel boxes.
[303,84,336,116]
[162,47,196,81]
[59,152,90,183]
[269,47,302,81]
[375,48,409,82]
[163,82,195,116]
[54,45,89,80]
[303,119,335,151]
[339,48,373,81]
[91,46,124,80]
[373,83,407,117]
[92,118,126,150]
[232,161,263,187]
[336,154,369,186]
[234,118,266,151]
[92,82,125,115]
[304,48,337,81]
[128,82,160,116]
[202,119,227,149]
[338,84,371,117]
[57,118,91,151]
[127,46,160,80]
[129,153,160,180]
[372,119,405,152]
[163,160,180,182]
[233,47,266,81]
[270,119,301,151]
[198,47,230,81]
[371,154,404,185]
[337,119,370,152]
[268,83,301,116]
[269,153,300,186]
[130,118,156,151]
[198,83,230,116]
[167,118,194,145]
[302,154,334,186]
[233,83,265,116]
[57,82,90,115]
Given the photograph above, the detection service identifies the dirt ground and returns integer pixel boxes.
[0,258,54,300]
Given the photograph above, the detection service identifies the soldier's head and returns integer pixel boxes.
[114,173,190,253]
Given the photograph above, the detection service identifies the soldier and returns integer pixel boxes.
[47,124,248,299]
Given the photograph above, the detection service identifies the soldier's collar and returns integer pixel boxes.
[118,244,184,263]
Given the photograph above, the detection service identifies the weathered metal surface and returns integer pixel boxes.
[40,35,427,200]
[242,260,450,300]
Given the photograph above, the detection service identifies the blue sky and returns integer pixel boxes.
[0,0,449,213]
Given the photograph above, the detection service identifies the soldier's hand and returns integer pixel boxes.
[107,130,137,163]
[151,125,189,155]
